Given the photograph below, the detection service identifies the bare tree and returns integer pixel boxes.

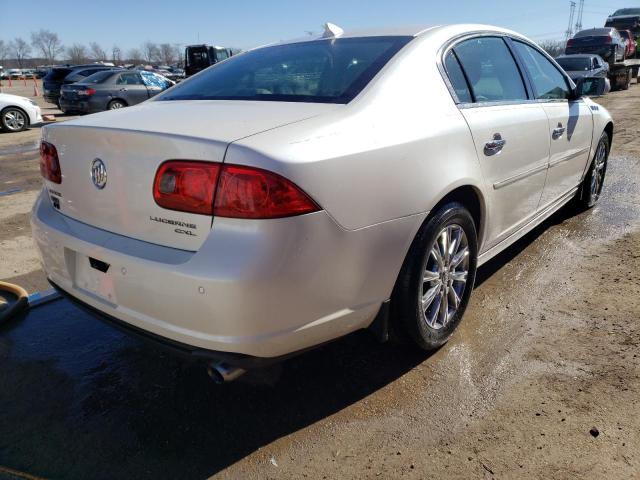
[539,40,565,58]
[89,42,107,62]
[128,48,143,64]
[111,45,122,64]
[142,41,160,64]
[159,43,179,65]
[10,38,32,68]
[30,29,64,64]
[0,40,9,64]
[67,43,88,64]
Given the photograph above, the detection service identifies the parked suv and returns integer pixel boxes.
[566,28,627,66]
[43,65,117,107]
[184,45,230,77]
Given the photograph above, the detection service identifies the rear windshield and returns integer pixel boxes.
[162,36,412,104]
[83,70,117,84]
[613,8,640,16]
[186,47,210,69]
[44,68,72,82]
[557,57,592,71]
[574,29,611,38]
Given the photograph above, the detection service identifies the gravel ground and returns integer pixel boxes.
[0,80,639,480]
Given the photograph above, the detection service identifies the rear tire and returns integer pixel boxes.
[576,132,609,210]
[392,203,478,351]
[622,70,632,90]
[107,99,127,110]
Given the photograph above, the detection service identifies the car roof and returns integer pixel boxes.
[574,28,615,37]
[269,24,530,47]
[556,54,599,59]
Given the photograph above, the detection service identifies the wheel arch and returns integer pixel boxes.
[604,121,614,147]
[429,184,486,250]
[108,98,128,108]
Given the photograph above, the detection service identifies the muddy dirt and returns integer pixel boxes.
[0,82,639,479]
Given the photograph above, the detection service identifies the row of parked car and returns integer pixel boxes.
[42,64,176,113]
[0,68,49,79]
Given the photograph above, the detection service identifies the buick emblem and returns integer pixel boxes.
[91,158,107,189]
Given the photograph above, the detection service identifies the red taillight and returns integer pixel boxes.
[214,165,320,219]
[604,36,613,44]
[566,39,574,47]
[153,161,221,215]
[77,88,96,96]
[40,141,62,184]
[152,161,320,218]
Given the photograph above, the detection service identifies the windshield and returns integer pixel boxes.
[161,37,411,104]
[557,57,592,71]
[613,8,640,16]
[83,70,117,84]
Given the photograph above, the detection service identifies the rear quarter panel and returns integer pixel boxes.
[229,32,488,234]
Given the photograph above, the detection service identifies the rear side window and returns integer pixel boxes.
[512,41,570,100]
[117,72,143,85]
[444,51,472,103]
[453,37,528,102]
[44,68,72,82]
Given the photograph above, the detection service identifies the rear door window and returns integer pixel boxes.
[117,72,144,85]
[444,51,473,103]
[512,41,570,100]
[453,37,528,102]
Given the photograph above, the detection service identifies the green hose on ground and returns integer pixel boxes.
[0,281,29,324]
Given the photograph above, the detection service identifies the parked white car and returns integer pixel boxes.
[32,24,613,382]
[0,93,42,132]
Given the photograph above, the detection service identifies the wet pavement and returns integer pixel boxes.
[0,85,639,479]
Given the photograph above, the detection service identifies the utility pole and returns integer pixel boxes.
[575,0,585,33]
[565,1,576,41]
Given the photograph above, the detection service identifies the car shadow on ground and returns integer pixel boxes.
[0,203,583,480]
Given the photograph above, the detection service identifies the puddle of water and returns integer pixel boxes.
[0,140,39,156]
[0,187,22,197]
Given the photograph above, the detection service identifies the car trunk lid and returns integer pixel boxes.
[41,100,339,251]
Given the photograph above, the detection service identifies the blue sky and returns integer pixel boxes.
[0,0,629,51]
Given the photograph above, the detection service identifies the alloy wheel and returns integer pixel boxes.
[421,224,470,330]
[3,109,26,131]
[109,102,124,110]
[590,140,607,202]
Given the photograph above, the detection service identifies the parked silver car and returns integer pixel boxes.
[33,24,613,381]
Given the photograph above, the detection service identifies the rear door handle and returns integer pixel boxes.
[484,133,506,156]
[552,124,566,139]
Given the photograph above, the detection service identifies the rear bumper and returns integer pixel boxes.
[59,97,102,114]
[565,45,616,60]
[31,190,421,358]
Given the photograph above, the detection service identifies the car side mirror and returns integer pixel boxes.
[573,77,607,99]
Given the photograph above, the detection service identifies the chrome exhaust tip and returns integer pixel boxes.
[207,362,246,384]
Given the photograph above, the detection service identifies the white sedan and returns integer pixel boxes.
[32,24,612,382]
[0,93,42,132]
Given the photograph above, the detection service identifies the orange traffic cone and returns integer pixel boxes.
[33,77,39,96]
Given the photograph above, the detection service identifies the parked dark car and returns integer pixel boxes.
[43,64,117,107]
[59,69,174,114]
[555,54,609,82]
[566,28,627,66]
[606,8,640,35]
[184,44,229,77]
